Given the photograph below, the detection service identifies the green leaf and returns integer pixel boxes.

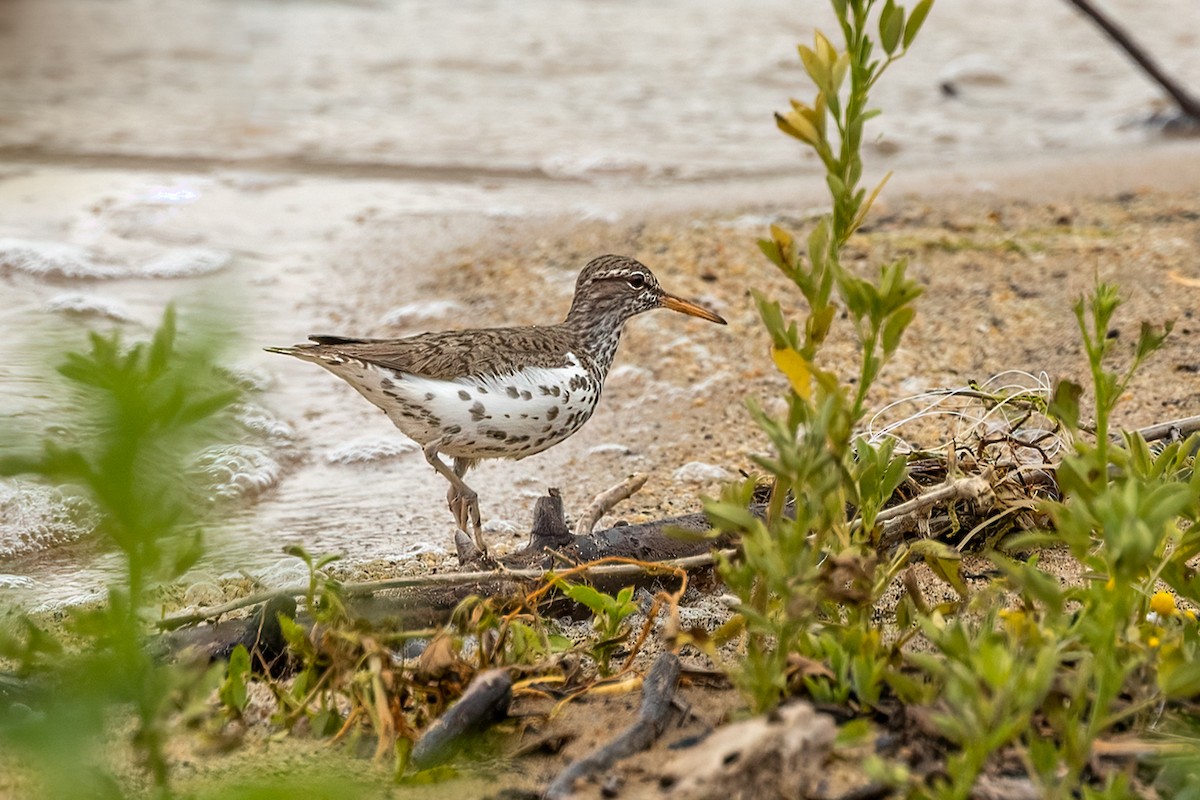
[219,644,251,713]
[881,306,915,355]
[148,304,177,375]
[909,539,966,596]
[1159,657,1200,699]
[879,1,903,55]
[1047,379,1083,430]
[559,582,610,615]
[904,0,934,49]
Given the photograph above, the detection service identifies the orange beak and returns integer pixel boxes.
[659,292,727,325]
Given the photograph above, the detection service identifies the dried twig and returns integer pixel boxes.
[574,473,649,536]
[543,652,681,800]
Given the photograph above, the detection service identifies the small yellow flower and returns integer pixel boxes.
[1105,576,1116,591]
[1150,591,1178,617]
[1185,609,1197,622]
[1148,636,1161,648]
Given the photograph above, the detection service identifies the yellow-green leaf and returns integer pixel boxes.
[772,345,813,400]
[780,109,821,146]
[814,30,837,65]
[798,44,829,93]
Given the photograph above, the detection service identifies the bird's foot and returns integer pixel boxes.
[447,485,488,557]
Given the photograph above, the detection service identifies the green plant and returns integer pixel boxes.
[900,283,1197,798]
[552,580,639,676]
[0,305,243,796]
[707,0,933,713]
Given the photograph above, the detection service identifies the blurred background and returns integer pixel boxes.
[2,0,1198,607]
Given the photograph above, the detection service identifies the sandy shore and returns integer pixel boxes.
[2,140,1200,608]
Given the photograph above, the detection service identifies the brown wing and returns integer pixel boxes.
[290,326,585,381]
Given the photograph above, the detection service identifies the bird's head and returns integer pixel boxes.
[566,255,726,328]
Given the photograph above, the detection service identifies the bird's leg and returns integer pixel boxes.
[422,442,485,553]
[451,457,488,554]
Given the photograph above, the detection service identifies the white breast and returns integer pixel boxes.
[321,352,602,460]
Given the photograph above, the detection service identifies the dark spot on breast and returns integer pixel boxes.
[541,424,552,433]
[506,386,520,398]
[546,406,559,421]
[477,386,488,394]
[425,392,435,401]
[520,390,532,400]
[470,401,487,422]
[487,429,507,441]
[458,390,471,401]
[381,378,394,389]
[550,386,561,397]
[444,424,462,435]
[539,385,552,396]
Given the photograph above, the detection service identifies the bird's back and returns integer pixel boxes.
[271,325,588,381]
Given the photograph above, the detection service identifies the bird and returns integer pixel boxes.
[266,255,726,555]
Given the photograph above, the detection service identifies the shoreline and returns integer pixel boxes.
[3,141,1200,608]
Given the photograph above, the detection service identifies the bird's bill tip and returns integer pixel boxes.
[659,293,727,325]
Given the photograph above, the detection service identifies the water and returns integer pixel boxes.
[2,0,1199,607]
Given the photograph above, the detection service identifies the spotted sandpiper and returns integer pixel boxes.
[266,255,726,554]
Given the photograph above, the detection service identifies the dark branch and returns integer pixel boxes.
[1066,0,1200,120]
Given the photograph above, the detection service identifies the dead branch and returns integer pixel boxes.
[1066,0,1200,121]
[543,652,681,800]
[409,668,513,770]
[574,473,649,536]
[1131,413,1200,444]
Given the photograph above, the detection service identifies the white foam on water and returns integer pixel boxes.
[0,479,99,559]
[222,365,276,392]
[190,444,281,504]
[43,292,137,322]
[232,402,296,444]
[0,574,40,590]
[0,238,123,280]
[326,436,420,465]
[0,238,231,281]
[139,248,231,278]
[235,558,317,588]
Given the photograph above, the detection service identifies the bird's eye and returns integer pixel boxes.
[627,274,647,290]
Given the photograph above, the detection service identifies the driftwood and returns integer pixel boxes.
[163,595,297,676]
[1066,0,1200,123]
[409,668,513,770]
[543,652,682,800]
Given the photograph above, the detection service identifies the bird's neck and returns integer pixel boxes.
[564,306,628,379]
